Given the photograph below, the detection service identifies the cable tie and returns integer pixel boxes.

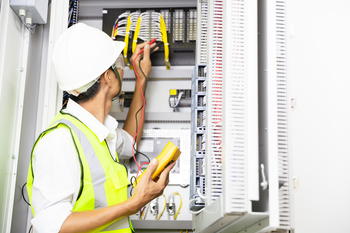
[133,40,138,42]
[164,43,169,45]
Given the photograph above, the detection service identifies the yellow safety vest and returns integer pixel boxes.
[27,111,133,233]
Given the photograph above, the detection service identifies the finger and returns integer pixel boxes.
[157,162,176,184]
[135,41,149,55]
[149,42,157,50]
[143,43,151,62]
[150,46,159,54]
[142,158,158,180]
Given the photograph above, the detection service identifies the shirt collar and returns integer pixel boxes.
[63,99,118,143]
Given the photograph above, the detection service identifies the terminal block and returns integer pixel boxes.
[190,64,207,211]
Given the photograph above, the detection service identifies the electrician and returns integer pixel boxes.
[26,23,175,233]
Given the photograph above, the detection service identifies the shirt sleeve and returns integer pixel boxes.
[115,128,135,159]
[31,127,81,233]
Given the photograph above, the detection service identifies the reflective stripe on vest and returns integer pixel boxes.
[56,118,109,209]
[27,112,132,233]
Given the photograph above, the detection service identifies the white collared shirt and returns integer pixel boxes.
[31,99,134,233]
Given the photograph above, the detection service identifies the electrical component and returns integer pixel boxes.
[167,202,175,216]
[68,0,79,27]
[150,198,158,216]
[18,10,37,34]
[10,0,49,24]
[187,9,197,42]
[190,64,207,211]
[169,89,191,109]
[167,192,182,220]
[118,91,134,111]
[160,10,171,32]
[173,9,185,42]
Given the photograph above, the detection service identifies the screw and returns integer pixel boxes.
[20,67,24,72]
[11,155,15,159]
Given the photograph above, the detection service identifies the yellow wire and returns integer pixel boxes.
[132,15,142,53]
[160,15,170,69]
[156,194,167,220]
[169,192,182,220]
[140,203,149,220]
[124,15,133,70]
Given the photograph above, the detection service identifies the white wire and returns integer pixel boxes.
[20,15,37,34]
[196,187,206,200]
[130,12,141,31]
[118,12,130,19]
[117,19,128,26]
[174,92,184,107]
[188,199,205,215]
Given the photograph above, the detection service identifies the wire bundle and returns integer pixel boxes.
[133,12,162,46]
[111,12,130,38]
[123,12,141,70]
[133,12,170,69]
[68,0,79,28]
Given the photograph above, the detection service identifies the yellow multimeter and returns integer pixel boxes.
[133,141,181,187]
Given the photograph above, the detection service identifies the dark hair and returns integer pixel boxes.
[69,79,101,104]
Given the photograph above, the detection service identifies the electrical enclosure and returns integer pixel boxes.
[9,0,48,24]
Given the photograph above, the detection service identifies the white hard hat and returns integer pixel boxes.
[52,23,126,93]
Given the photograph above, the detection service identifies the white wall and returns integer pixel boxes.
[287,0,350,232]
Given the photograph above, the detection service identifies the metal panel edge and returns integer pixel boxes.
[40,0,69,131]
[245,0,259,203]
[265,0,279,227]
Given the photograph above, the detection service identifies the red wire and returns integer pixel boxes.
[136,162,150,180]
[131,39,156,181]
[131,46,148,179]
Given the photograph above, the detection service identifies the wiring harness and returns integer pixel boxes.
[112,11,170,70]
[133,12,170,69]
